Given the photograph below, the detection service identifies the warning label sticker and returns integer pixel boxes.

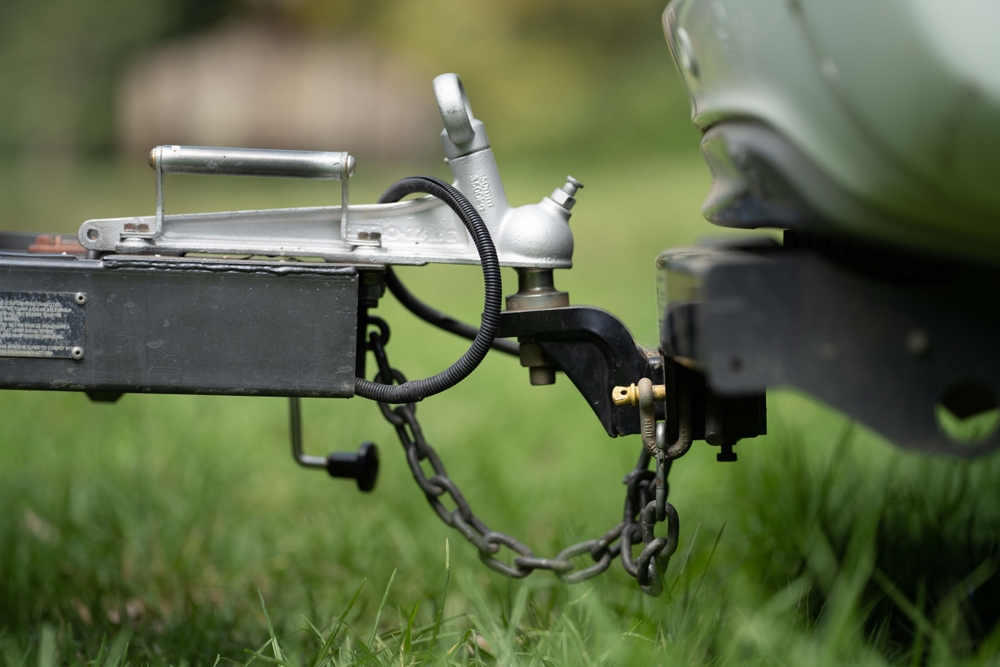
[0,292,85,358]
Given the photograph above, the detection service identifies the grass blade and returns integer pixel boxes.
[309,579,366,667]
[36,625,56,667]
[100,632,130,667]
[427,538,451,659]
[402,600,419,655]
[243,650,292,667]
[368,568,397,649]
[691,521,726,603]
[257,588,284,663]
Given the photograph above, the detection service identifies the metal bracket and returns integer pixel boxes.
[497,306,665,437]
[658,234,1000,456]
[497,305,766,446]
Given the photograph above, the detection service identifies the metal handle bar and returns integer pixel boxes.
[150,145,355,180]
[138,145,375,248]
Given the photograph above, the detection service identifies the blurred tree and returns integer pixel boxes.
[278,0,697,155]
[0,0,696,158]
[0,0,233,156]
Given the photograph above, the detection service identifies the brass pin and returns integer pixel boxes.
[612,383,666,406]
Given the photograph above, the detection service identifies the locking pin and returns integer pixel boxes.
[612,383,666,406]
[612,379,692,460]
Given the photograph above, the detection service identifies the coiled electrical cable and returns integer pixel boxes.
[354,176,502,403]
[384,267,519,357]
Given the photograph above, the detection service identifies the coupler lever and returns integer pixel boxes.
[288,397,380,492]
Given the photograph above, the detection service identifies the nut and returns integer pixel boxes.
[550,188,576,210]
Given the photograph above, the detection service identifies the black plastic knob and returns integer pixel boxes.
[326,441,379,492]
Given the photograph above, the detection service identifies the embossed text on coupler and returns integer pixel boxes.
[468,172,494,211]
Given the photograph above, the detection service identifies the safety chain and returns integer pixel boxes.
[365,317,681,596]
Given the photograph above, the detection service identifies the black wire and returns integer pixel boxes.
[354,176,502,403]
[384,267,520,357]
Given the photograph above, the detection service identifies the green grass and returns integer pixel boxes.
[2,152,1000,666]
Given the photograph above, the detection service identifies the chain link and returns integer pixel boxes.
[365,318,681,596]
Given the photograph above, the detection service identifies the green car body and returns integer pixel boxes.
[663,0,1000,264]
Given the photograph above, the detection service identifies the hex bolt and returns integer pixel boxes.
[507,270,570,388]
[70,347,84,360]
[520,342,557,385]
[74,292,87,306]
[550,177,585,211]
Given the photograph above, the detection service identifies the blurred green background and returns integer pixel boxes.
[0,0,696,161]
[3,1,1000,666]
